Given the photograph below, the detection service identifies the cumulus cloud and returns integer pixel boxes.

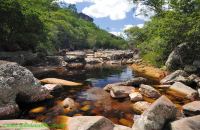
[82,0,134,20]
[123,24,144,31]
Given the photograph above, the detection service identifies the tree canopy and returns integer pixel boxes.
[0,0,128,54]
[126,0,200,66]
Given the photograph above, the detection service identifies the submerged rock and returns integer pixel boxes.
[132,101,151,114]
[0,61,51,119]
[61,98,77,111]
[110,86,135,98]
[170,82,198,100]
[139,84,161,98]
[67,116,114,130]
[129,92,143,102]
[132,96,177,130]
[169,115,200,130]
[40,78,82,86]
[42,84,62,91]
[183,101,200,116]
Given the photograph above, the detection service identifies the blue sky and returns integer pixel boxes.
[56,0,152,36]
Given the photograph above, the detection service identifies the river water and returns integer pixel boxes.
[19,64,190,128]
[19,65,136,127]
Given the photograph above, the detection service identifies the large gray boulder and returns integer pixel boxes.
[0,61,51,119]
[165,43,195,71]
[169,115,200,130]
[132,96,177,130]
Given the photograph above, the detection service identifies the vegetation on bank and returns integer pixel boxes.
[126,0,200,67]
[0,0,128,55]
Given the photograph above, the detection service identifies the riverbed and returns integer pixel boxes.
[18,64,190,128]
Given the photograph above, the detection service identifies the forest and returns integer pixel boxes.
[0,0,128,55]
[126,0,200,67]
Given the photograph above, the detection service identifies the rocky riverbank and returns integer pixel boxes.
[0,57,200,130]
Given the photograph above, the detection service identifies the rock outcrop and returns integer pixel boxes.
[132,96,177,130]
[0,61,51,119]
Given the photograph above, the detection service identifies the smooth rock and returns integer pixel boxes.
[170,82,198,100]
[132,101,151,114]
[110,86,135,98]
[0,61,51,119]
[64,51,86,62]
[183,101,200,116]
[40,78,82,86]
[0,120,49,130]
[160,70,188,84]
[132,96,177,130]
[67,116,115,130]
[129,92,143,102]
[169,115,200,130]
[139,84,161,98]
[114,125,132,130]
[42,84,62,91]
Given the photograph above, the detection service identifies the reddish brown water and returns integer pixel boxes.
[18,65,191,129]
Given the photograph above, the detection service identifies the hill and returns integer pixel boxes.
[0,0,128,55]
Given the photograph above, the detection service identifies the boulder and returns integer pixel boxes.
[67,116,115,130]
[169,115,200,130]
[0,61,51,119]
[132,96,177,130]
[0,120,49,130]
[165,43,195,70]
[103,83,125,92]
[129,92,143,102]
[40,78,82,86]
[183,101,200,116]
[110,86,135,98]
[103,77,147,91]
[121,77,147,87]
[160,70,188,85]
[132,101,151,114]
[170,82,198,100]
[139,84,161,98]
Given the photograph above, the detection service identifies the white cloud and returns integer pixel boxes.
[123,23,144,31]
[82,0,134,20]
